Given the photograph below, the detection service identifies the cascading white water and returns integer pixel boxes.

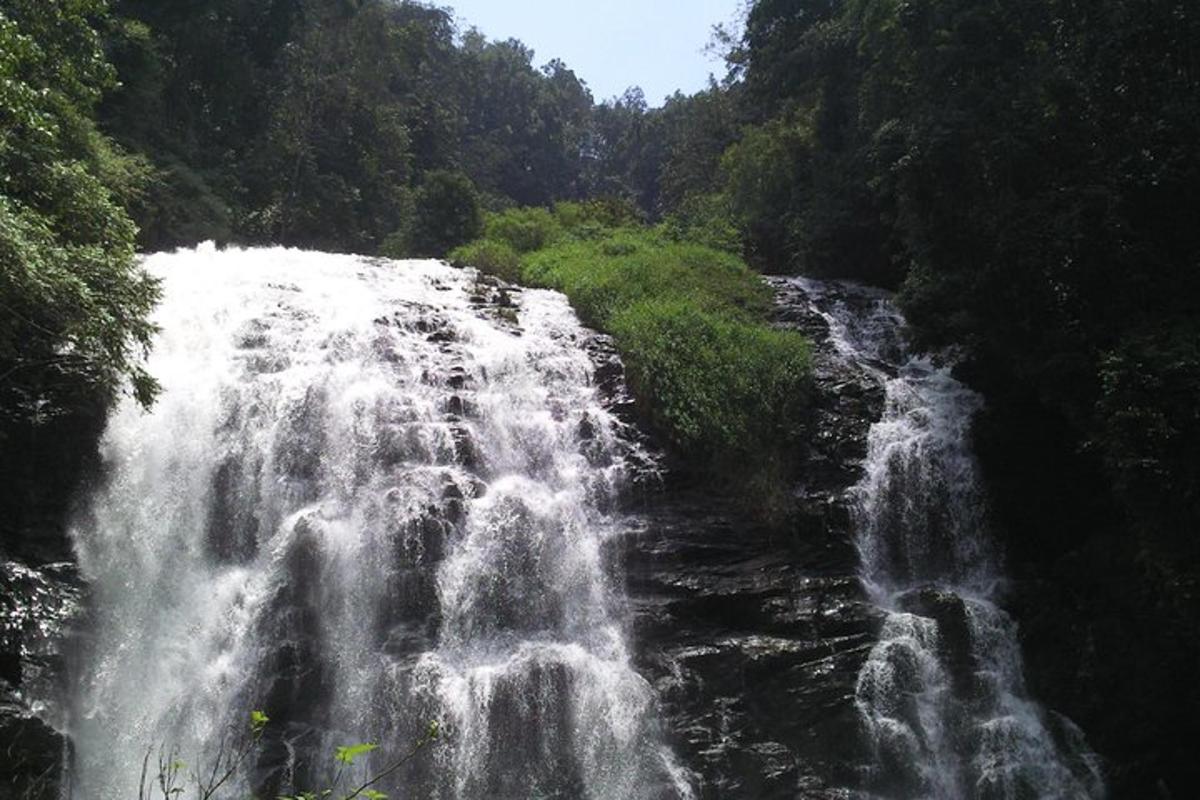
[781,277,1105,799]
[67,245,690,799]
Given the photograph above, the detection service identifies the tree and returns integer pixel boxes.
[0,0,159,426]
[402,170,483,258]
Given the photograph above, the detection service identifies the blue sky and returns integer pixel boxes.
[445,0,744,106]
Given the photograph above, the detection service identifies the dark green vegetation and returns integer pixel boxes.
[731,1,1200,558]
[709,1,1200,793]
[0,0,159,553]
[96,0,594,255]
[0,0,158,423]
[452,205,811,504]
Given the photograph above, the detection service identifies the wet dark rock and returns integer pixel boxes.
[578,413,596,442]
[449,424,477,469]
[620,496,881,799]
[273,385,327,488]
[895,587,976,697]
[242,517,338,796]
[207,455,262,563]
[234,318,272,349]
[440,478,464,502]
[0,696,65,800]
[0,394,95,797]
[472,660,585,799]
[0,560,82,800]
[610,277,892,798]
[766,278,885,522]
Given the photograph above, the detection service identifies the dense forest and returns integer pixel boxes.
[2,0,1199,795]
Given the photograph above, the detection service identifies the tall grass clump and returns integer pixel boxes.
[451,206,811,512]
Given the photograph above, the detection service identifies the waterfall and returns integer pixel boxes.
[66,245,689,799]
[779,278,1105,800]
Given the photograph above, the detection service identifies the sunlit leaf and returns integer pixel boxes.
[333,743,378,765]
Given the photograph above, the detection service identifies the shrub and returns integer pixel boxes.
[521,229,770,328]
[447,239,522,282]
[404,171,483,257]
[611,299,810,459]
[451,220,812,508]
[513,227,811,503]
[552,197,642,233]
[482,206,562,253]
[661,192,742,254]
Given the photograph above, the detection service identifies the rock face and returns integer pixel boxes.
[0,560,81,800]
[620,279,887,798]
[0,383,100,800]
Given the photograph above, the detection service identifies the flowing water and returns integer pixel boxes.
[59,247,1105,799]
[66,245,689,800]
[782,277,1104,799]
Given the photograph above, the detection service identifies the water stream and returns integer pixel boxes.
[60,248,1105,799]
[66,245,688,800]
[781,277,1104,799]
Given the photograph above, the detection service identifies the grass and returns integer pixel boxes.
[449,205,811,512]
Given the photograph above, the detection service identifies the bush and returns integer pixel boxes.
[447,239,522,282]
[403,171,483,257]
[611,299,810,459]
[661,192,742,254]
[521,229,770,328]
[553,197,642,233]
[485,225,811,503]
[482,206,563,253]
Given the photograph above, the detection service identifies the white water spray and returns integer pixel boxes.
[67,245,688,799]
[780,277,1104,800]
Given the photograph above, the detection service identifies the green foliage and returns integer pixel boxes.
[452,198,646,278]
[402,171,484,258]
[482,206,563,253]
[447,239,522,282]
[457,221,810,501]
[719,118,809,268]
[146,712,439,800]
[0,0,159,430]
[661,193,742,254]
[552,197,643,232]
[727,0,1200,550]
[334,743,379,766]
[98,1,605,253]
[610,299,810,460]
[521,230,770,328]
[1094,325,1200,537]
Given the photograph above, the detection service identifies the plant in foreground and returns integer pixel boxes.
[138,711,441,800]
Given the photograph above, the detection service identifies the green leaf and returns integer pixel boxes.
[362,791,388,800]
[250,710,270,732]
[333,743,378,765]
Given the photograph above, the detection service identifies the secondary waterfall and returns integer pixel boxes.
[66,245,689,799]
[778,278,1105,799]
